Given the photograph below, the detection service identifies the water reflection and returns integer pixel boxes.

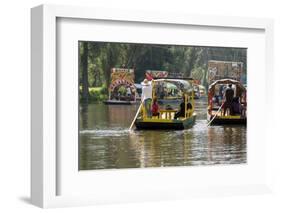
[79,98,246,170]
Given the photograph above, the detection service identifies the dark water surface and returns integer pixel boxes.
[79,98,246,170]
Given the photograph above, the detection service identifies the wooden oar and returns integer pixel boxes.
[207,103,224,126]
[129,101,143,131]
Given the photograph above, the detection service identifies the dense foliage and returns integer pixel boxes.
[79,41,247,103]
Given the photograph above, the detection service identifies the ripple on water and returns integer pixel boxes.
[80,128,130,138]
[79,102,246,170]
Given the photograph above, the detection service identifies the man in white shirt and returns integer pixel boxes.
[141,79,153,118]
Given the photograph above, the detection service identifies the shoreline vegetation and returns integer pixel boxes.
[79,86,108,103]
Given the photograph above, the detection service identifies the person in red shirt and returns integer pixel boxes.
[152,97,160,118]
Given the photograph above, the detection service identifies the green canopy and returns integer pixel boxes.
[154,79,193,93]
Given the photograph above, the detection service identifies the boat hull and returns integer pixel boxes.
[135,113,196,130]
[208,115,246,125]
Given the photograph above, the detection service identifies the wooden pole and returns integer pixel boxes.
[207,103,224,126]
[129,101,143,131]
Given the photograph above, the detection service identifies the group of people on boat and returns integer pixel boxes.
[155,82,181,99]
[219,84,245,116]
[141,78,192,120]
[134,76,246,129]
[110,85,135,101]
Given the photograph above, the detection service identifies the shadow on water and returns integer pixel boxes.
[79,98,246,170]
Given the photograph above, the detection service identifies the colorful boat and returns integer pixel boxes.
[207,79,247,125]
[103,68,137,105]
[135,78,197,130]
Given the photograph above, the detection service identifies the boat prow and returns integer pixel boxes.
[208,114,246,125]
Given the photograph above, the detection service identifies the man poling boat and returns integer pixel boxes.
[130,78,197,130]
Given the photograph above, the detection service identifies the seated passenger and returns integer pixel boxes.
[231,97,242,115]
[174,95,192,119]
[152,97,160,118]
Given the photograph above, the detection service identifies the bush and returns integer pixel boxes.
[100,84,108,95]
[79,86,108,103]
[88,87,108,102]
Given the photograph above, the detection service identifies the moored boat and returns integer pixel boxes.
[104,68,137,105]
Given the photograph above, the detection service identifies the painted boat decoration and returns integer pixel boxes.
[103,68,137,105]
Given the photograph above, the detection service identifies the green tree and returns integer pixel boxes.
[79,41,247,103]
[80,42,89,103]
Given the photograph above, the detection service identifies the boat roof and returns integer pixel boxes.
[208,78,246,97]
[198,85,206,90]
[209,78,246,90]
[153,78,193,92]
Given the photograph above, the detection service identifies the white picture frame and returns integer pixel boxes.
[31,4,274,208]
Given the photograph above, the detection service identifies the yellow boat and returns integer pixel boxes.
[135,78,197,130]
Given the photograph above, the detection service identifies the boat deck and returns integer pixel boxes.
[209,108,246,125]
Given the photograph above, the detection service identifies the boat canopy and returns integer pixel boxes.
[198,85,206,90]
[153,78,193,93]
[208,78,246,97]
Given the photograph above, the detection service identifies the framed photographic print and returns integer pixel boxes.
[31,4,274,208]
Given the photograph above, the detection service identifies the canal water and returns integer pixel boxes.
[79,98,246,170]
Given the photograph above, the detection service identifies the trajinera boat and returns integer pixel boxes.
[135,78,196,130]
[103,68,137,105]
[207,79,247,125]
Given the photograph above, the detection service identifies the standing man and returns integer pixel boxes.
[223,84,234,115]
[141,78,153,118]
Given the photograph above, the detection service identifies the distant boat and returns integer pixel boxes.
[198,85,206,97]
[104,68,137,105]
[193,84,201,99]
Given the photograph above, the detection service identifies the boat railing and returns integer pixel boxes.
[142,108,194,120]
[159,109,177,120]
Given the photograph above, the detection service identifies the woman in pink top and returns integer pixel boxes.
[152,97,160,118]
